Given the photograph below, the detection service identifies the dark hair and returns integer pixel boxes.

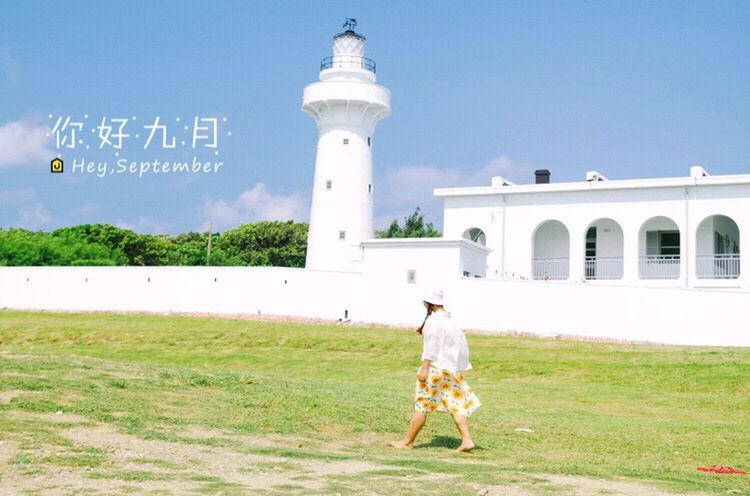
[417,301,444,334]
[424,301,443,312]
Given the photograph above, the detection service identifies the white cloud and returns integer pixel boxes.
[198,183,308,232]
[0,120,54,167]
[114,217,170,235]
[378,155,532,210]
[0,188,35,204]
[374,155,535,229]
[18,204,51,230]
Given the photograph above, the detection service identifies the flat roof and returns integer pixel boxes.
[360,237,491,254]
[434,172,750,197]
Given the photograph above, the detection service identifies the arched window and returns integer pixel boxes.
[696,214,740,279]
[532,220,570,280]
[462,227,486,246]
[584,218,624,280]
[638,216,680,279]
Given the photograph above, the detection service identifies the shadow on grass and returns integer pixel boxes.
[415,435,484,452]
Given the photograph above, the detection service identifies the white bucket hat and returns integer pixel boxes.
[423,289,444,306]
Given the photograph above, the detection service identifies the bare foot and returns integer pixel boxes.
[457,441,475,452]
[388,440,413,449]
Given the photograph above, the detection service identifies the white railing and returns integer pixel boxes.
[696,254,740,279]
[584,257,624,280]
[639,255,680,279]
[532,257,569,280]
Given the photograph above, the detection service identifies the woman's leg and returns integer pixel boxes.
[388,410,427,449]
[450,413,475,452]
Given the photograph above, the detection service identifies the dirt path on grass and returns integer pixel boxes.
[0,390,24,404]
[0,410,711,496]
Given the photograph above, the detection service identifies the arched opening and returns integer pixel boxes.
[462,227,486,246]
[532,220,570,280]
[584,218,624,280]
[696,214,740,279]
[638,216,680,279]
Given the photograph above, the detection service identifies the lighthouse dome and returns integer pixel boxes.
[333,30,365,57]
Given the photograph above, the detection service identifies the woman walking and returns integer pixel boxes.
[389,289,481,452]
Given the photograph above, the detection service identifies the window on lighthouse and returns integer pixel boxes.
[338,230,346,240]
[326,180,332,190]
[367,137,371,146]
[343,138,349,145]
[368,184,372,194]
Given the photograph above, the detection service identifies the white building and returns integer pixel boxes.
[2,23,748,346]
[437,165,748,290]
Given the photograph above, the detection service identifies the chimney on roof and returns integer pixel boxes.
[586,170,608,182]
[491,176,515,187]
[690,165,709,178]
[534,169,550,184]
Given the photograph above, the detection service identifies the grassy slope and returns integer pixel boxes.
[0,310,748,494]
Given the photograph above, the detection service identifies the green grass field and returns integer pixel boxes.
[0,310,748,495]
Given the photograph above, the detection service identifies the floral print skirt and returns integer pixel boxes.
[414,366,481,417]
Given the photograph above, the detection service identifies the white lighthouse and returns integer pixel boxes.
[302,20,391,271]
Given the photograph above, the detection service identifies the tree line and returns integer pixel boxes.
[0,208,440,267]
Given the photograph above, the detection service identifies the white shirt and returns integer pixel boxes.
[421,310,472,373]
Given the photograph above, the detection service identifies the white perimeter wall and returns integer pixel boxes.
[1,266,749,347]
[0,267,360,321]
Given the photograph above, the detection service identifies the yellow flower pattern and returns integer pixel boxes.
[414,366,481,417]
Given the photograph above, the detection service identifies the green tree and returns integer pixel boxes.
[0,228,126,266]
[171,232,242,266]
[1,221,309,267]
[217,221,308,267]
[52,224,179,265]
[375,207,441,238]
[53,224,139,264]
[134,234,179,266]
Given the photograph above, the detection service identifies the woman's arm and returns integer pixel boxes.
[418,358,432,383]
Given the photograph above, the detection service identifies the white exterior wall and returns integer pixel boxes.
[441,180,750,290]
[591,218,623,258]
[359,239,489,285]
[696,219,714,255]
[361,244,459,285]
[460,246,489,278]
[442,195,500,274]
[2,266,749,347]
[533,220,570,258]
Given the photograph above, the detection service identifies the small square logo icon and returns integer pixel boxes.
[51,158,63,173]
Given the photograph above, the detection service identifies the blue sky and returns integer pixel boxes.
[0,1,748,234]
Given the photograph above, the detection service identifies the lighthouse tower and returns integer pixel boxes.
[302,20,391,271]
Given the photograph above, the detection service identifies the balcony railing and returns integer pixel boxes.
[584,257,624,280]
[696,254,740,279]
[321,55,376,73]
[532,257,569,280]
[639,255,680,279]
